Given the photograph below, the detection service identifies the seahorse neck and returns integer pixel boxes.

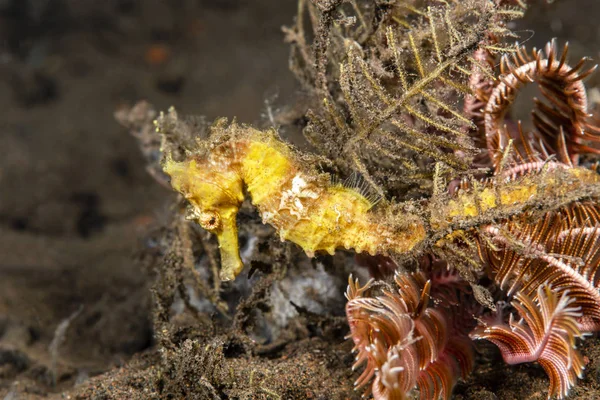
[234,138,297,208]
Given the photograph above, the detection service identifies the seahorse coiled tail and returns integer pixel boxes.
[431,164,600,231]
[159,117,426,281]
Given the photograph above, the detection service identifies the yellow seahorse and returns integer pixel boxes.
[158,111,425,281]
[157,108,600,281]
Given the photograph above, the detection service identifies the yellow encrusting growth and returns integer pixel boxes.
[160,119,425,281]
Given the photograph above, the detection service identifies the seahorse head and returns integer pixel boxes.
[163,155,245,281]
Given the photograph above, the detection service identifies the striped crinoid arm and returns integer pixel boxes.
[345,275,417,397]
[345,271,475,400]
[484,39,600,167]
[471,285,585,399]
[464,0,528,153]
[480,201,600,331]
[464,46,498,146]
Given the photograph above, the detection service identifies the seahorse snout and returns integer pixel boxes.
[215,210,244,281]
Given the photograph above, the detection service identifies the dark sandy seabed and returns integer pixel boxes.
[1,1,600,399]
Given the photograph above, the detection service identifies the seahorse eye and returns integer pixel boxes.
[198,211,221,231]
